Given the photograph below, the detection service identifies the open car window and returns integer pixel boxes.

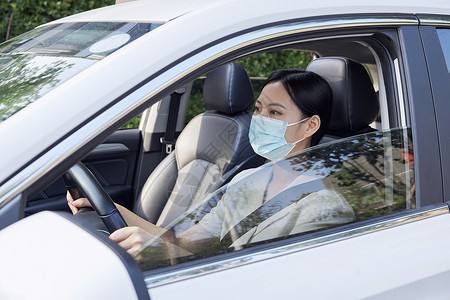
[136,126,415,271]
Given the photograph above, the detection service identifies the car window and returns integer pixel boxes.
[437,28,450,75]
[185,50,313,123]
[0,22,161,122]
[136,127,415,271]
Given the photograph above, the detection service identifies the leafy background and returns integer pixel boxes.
[0,0,115,42]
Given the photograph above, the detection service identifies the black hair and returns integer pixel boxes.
[263,69,333,146]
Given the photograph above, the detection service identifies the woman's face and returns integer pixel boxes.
[254,81,311,152]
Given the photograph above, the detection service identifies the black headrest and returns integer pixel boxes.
[306,57,379,132]
[203,63,254,114]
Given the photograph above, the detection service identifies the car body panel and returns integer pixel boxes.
[148,209,450,299]
[52,0,450,24]
[0,211,148,299]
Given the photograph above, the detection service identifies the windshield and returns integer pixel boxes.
[136,127,415,271]
[0,22,162,122]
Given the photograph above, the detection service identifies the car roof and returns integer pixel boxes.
[50,0,450,25]
[47,0,230,24]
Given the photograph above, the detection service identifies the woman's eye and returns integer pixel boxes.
[270,110,280,115]
[254,106,260,112]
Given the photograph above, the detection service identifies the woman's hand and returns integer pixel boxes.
[66,191,92,214]
[109,226,153,254]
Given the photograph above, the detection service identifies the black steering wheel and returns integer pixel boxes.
[64,162,127,233]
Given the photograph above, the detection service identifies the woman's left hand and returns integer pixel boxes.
[66,191,92,214]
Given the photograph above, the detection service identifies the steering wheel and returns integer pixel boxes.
[64,162,127,233]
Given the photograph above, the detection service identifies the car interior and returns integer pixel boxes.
[134,62,265,227]
[27,30,413,245]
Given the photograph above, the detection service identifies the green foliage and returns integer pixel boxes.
[121,113,142,129]
[0,55,69,121]
[288,128,415,220]
[236,50,313,77]
[0,0,115,43]
[185,50,313,123]
[185,78,207,123]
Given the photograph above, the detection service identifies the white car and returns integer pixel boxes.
[0,0,450,299]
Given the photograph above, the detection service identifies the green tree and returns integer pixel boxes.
[0,0,115,43]
[237,50,312,77]
[186,50,313,123]
[0,55,71,121]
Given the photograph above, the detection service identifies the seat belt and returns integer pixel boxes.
[160,88,185,160]
[219,178,326,244]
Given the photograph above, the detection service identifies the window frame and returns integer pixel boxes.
[417,19,450,203]
[136,21,445,287]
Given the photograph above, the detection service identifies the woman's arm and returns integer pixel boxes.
[67,192,217,254]
[67,191,163,235]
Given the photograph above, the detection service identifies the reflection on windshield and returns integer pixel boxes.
[0,55,75,121]
[0,22,162,122]
[0,22,161,58]
[137,128,415,271]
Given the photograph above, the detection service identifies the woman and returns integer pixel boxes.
[68,69,355,254]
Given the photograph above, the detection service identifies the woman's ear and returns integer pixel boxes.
[302,115,321,138]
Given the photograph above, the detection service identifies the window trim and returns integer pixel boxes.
[418,24,450,203]
[138,19,439,287]
[144,204,448,288]
[397,25,442,207]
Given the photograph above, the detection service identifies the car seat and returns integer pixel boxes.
[306,57,380,143]
[133,63,264,227]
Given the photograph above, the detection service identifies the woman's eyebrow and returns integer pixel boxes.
[256,99,287,110]
[258,92,287,110]
[267,102,287,110]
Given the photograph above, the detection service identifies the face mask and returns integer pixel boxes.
[249,114,309,161]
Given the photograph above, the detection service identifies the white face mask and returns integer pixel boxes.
[249,114,309,161]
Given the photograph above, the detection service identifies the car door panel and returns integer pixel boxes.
[148,208,450,300]
[26,128,142,215]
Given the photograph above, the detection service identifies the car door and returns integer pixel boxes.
[132,15,448,299]
[26,128,141,214]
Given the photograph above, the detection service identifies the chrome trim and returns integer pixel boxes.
[0,15,419,208]
[394,58,407,127]
[419,16,450,26]
[144,204,449,288]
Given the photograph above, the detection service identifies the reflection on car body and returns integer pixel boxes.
[138,128,415,270]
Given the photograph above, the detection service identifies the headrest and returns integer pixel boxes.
[306,57,379,132]
[203,63,254,114]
